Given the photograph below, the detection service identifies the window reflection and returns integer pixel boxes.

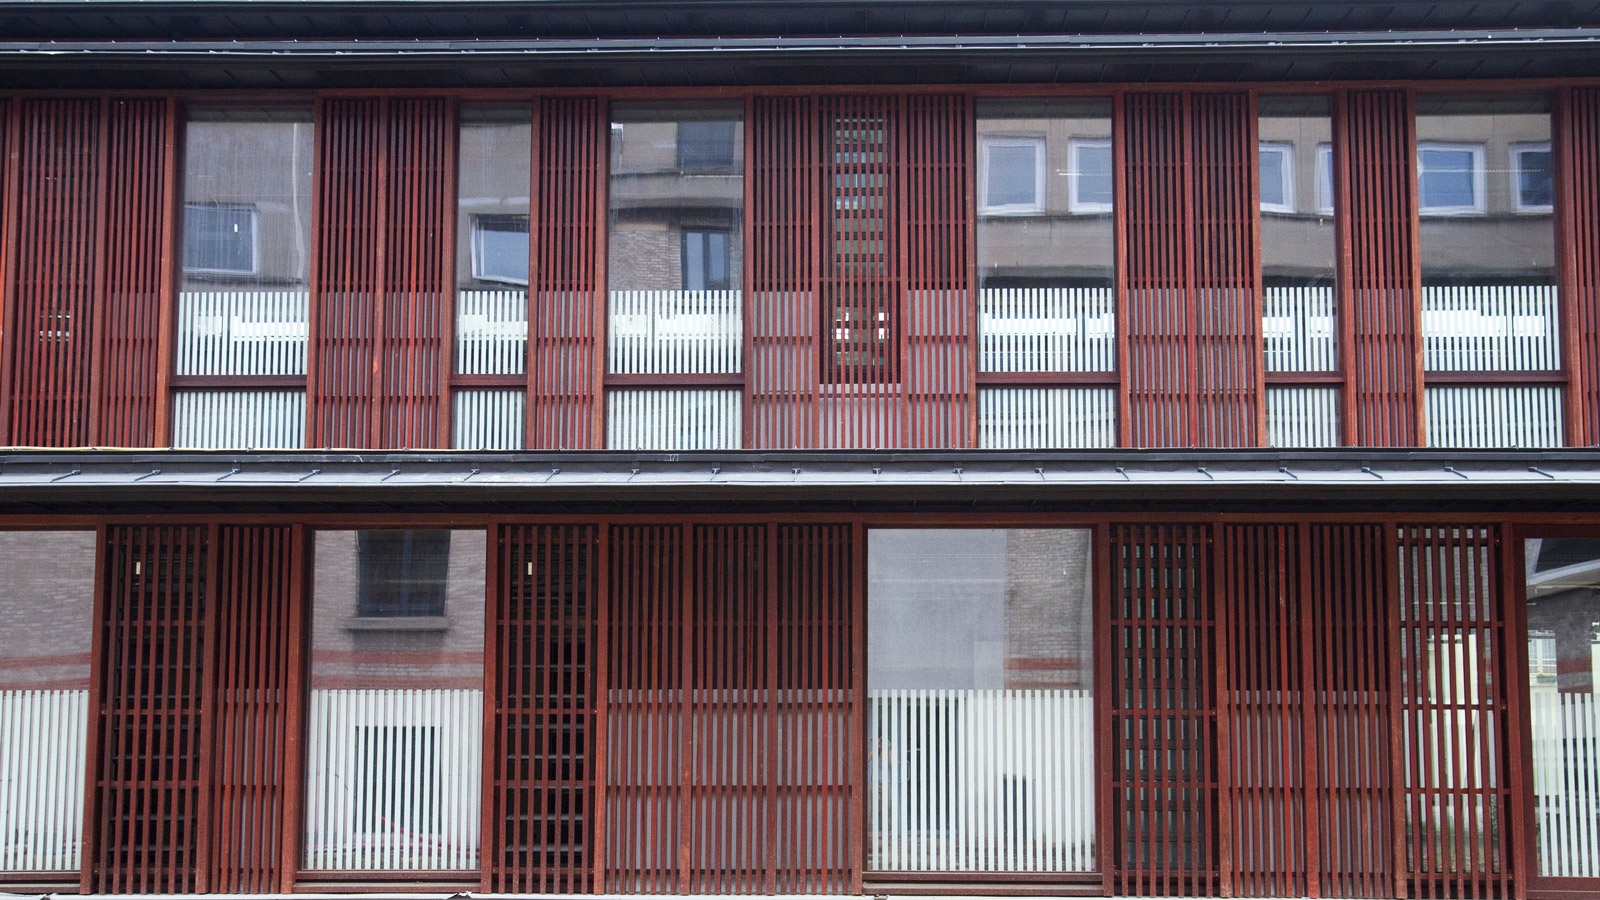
[304,530,486,872]
[868,529,1095,873]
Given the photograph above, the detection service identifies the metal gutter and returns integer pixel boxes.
[2,28,1597,59]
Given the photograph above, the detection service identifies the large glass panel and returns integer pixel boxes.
[868,529,1095,873]
[455,104,531,383]
[1526,538,1600,878]
[1259,96,1340,447]
[1418,95,1560,446]
[975,100,1114,449]
[0,531,96,873]
[304,530,486,872]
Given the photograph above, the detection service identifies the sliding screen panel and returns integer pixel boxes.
[87,526,210,894]
[489,525,598,894]
[209,526,299,893]
[1107,524,1217,896]
[1564,89,1600,445]
[1341,90,1422,446]
[1396,525,1513,899]
[303,530,485,874]
[527,97,605,450]
[0,532,95,883]
[868,529,1096,876]
[1308,524,1396,898]
[747,96,822,448]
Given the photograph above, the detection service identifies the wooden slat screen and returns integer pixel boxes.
[527,97,604,450]
[748,96,821,448]
[1308,524,1394,898]
[4,99,102,447]
[1562,87,1600,445]
[1340,90,1422,447]
[902,94,974,449]
[1219,525,1305,897]
[1121,93,1259,448]
[85,525,211,894]
[1395,525,1513,900]
[489,524,599,894]
[604,523,855,894]
[208,526,298,893]
[1107,523,1217,896]
[311,97,454,449]
[98,99,171,448]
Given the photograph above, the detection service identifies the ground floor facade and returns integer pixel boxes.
[3,457,1600,899]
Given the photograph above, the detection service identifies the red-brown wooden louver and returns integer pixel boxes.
[311,97,455,449]
[489,524,600,894]
[1338,91,1423,447]
[527,97,605,450]
[1395,525,1515,900]
[4,100,103,447]
[208,526,300,893]
[97,99,172,448]
[748,94,972,449]
[1561,87,1600,445]
[606,523,856,894]
[85,525,212,894]
[748,96,822,448]
[1121,93,1261,448]
[1307,524,1394,899]
[1219,525,1306,898]
[1106,524,1218,896]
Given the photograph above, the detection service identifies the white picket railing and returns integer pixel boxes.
[1422,285,1560,372]
[452,389,525,450]
[456,290,527,376]
[978,387,1116,449]
[1266,385,1341,448]
[1534,691,1600,878]
[609,290,742,375]
[0,690,88,873]
[868,689,1095,873]
[303,689,482,872]
[978,288,1115,374]
[606,388,740,450]
[176,291,309,376]
[1264,286,1337,373]
[171,389,306,449]
[1425,385,1563,448]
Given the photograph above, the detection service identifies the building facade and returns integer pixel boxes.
[4,1,1600,898]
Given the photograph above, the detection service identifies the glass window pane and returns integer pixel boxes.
[1526,537,1600,877]
[456,103,532,381]
[985,142,1040,209]
[868,529,1095,873]
[1420,146,1481,211]
[304,530,486,872]
[608,102,743,384]
[1075,141,1113,207]
[1516,146,1554,210]
[1258,145,1291,210]
[0,531,95,874]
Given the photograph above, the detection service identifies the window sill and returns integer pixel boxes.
[342,616,451,632]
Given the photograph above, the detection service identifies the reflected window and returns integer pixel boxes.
[0,531,95,875]
[469,214,530,286]
[677,119,737,170]
[183,203,257,275]
[1069,138,1113,212]
[980,136,1045,214]
[868,529,1095,873]
[1513,142,1555,212]
[1315,143,1335,213]
[1419,142,1486,215]
[681,228,731,291]
[1258,142,1295,213]
[305,530,486,872]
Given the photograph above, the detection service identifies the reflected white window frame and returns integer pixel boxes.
[1315,143,1335,215]
[1258,141,1296,214]
[1511,141,1555,214]
[979,135,1046,215]
[183,202,260,277]
[1067,138,1114,214]
[468,213,530,286]
[1418,141,1487,216]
